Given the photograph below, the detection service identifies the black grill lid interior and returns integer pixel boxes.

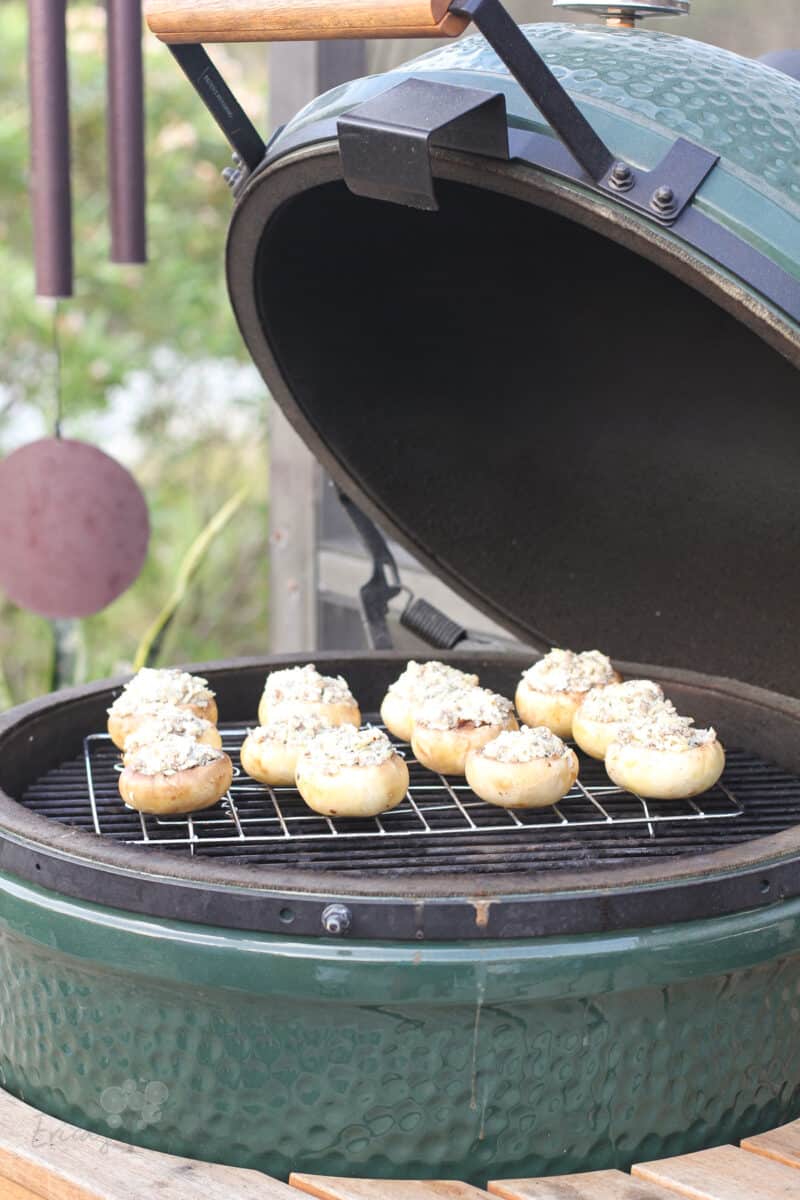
[251,176,800,695]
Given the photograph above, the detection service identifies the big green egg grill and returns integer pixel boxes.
[1,0,800,1186]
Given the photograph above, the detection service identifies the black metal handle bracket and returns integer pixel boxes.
[451,0,613,181]
[335,0,717,222]
[166,0,719,225]
[168,43,266,178]
[449,0,718,222]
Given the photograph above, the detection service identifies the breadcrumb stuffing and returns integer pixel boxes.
[579,680,672,723]
[298,725,397,774]
[522,649,616,694]
[415,687,514,731]
[124,705,214,752]
[614,712,717,751]
[247,712,333,746]
[387,660,479,701]
[262,664,355,706]
[481,725,568,763]
[124,734,225,776]
[109,668,214,716]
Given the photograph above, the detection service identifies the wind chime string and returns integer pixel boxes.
[52,301,63,439]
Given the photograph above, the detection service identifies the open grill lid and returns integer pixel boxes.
[149,4,800,694]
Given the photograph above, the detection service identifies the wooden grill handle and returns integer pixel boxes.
[144,0,469,42]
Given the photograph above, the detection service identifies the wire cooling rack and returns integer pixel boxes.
[81,723,744,855]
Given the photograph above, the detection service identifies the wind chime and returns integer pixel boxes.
[0,1,150,624]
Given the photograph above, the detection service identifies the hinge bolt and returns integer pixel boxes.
[609,160,635,191]
[651,184,677,215]
[222,165,242,190]
[322,903,352,936]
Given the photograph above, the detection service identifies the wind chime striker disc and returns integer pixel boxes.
[0,437,150,618]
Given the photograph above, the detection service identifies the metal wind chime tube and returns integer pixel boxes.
[9,1,151,624]
[27,0,73,299]
[107,0,147,263]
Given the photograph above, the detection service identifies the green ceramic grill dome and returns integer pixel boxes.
[272,22,800,336]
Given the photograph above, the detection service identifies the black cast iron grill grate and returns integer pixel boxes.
[19,719,800,875]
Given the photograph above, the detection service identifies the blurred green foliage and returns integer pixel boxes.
[0,1,271,705]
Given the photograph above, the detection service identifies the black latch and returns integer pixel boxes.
[338,77,510,211]
[336,490,403,650]
[337,490,470,651]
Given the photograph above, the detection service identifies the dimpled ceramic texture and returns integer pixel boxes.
[2,872,800,1182]
[276,23,800,282]
[409,24,800,197]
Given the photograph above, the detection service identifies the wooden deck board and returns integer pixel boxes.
[741,1120,800,1171]
[488,1167,677,1198]
[632,1144,800,1199]
[0,1177,49,1200]
[289,1175,493,1199]
[0,1088,296,1200]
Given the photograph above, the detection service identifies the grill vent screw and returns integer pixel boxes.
[322,903,352,936]
[650,184,678,216]
[609,160,635,191]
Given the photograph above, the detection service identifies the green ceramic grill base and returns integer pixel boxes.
[2,869,799,1183]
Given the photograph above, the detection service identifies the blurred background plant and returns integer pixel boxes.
[0,0,270,705]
